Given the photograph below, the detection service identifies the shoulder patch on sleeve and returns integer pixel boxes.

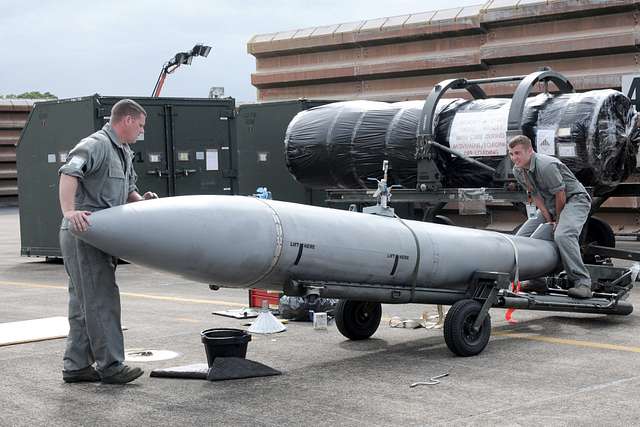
[68,156,86,168]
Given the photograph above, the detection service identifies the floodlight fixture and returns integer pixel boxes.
[192,44,211,58]
[152,43,213,97]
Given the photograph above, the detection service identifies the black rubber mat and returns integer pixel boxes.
[150,363,209,379]
[206,357,281,381]
[150,357,281,381]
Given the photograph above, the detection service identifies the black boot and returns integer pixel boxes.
[101,365,144,384]
[568,283,593,299]
[63,366,101,383]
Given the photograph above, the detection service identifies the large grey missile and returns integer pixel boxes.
[71,195,560,302]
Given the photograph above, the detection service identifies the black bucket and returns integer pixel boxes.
[201,328,251,367]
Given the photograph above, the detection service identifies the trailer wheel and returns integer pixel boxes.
[335,300,382,340]
[444,299,491,357]
[581,216,615,263]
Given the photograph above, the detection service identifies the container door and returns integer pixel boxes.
[133,104,172,197]
[170,103,235,196]
[97,100,172,197]
[236,103,303,201]
[236,101,331,205]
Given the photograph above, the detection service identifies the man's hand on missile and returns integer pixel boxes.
[128,191,159,202]
[142,191,159,200]
[64,210,92,233]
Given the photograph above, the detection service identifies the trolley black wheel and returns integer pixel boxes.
[581,216,615,264]
[443,299,491,357]
[335,300,382,340]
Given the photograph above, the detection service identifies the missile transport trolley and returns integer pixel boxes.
[65,71,640,359]
[317,70,640,356]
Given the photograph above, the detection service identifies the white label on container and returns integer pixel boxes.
[196,151,205,160]
[206,149,219,171]
[558,143,577,158]
[536,129,555,156]
[557,127,571,138]
[58,152,68,163]
[136,132,144,141]
[449,107,509,157]
[47,154,56,163]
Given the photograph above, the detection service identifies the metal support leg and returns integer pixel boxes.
[468,271,510,333]
[472,286,499,333]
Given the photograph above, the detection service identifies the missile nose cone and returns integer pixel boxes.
[71,196,282,287]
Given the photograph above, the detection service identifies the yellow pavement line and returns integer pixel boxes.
[174,317,201,323]
[382,312,640,354]
[119,291,246,307]
[0,280,66,290]
[5,278,638,352]
[0,280,245,308]
[494,331,640,354]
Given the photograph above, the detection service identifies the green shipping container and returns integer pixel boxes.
[17,95,236,257]
[235,100,334,205]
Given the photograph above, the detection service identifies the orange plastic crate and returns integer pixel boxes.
[248,289,282,309]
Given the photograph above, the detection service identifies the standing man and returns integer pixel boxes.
[508,135,593,299]
[59,99,158,384]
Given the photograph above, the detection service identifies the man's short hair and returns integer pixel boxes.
[110,99,147,123]
[508,135,532,149]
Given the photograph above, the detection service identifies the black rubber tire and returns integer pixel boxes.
[335,300,382,340]
[581,216,615,264]
[443,299,491,357]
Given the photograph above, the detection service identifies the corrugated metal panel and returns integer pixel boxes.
[0,99,36,201]
[252,34,485,88]
[0,129,21,146]
[481,0,639,24]
[0,146,16,162]
[0,163,17,179]
[247,4,484,56]
[359,18,388,32]
[404,11,438,27]
[249,0,640,102]
[381,15,411,29]
[311,24,340,36]
[481,12,637,63]
[430,6,466,21]
[0,113,28,129]
[293,27,316,38]
[0,99,36,111]
[0,181,17,196]
[250,33,276,43]
[336,21,366,33]
[254,51,638,102]
[272,30,298,41]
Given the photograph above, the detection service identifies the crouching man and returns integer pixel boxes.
[508,135,593,299]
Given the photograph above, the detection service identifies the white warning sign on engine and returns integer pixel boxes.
[449,106,509,157]
[536,129,556,155]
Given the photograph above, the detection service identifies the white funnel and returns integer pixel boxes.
[247,311,286,334]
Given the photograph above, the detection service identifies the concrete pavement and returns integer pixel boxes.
[2,206,640,426]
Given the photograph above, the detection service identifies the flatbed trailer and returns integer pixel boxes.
[313,70,640,356]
